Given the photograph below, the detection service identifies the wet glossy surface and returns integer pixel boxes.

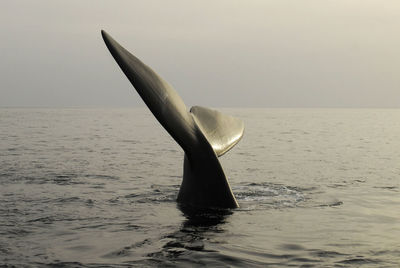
[102,31,241,208]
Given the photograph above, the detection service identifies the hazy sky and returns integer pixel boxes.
[1,0,399,108]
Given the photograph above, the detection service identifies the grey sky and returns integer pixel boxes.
[1,0,399,108]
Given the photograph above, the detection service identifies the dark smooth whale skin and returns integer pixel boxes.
[101,30,243,208]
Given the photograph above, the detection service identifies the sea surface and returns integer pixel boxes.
[1,108,399,267]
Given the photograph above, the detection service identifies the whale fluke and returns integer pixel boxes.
[101,30,243,209]
[190,106,244,157]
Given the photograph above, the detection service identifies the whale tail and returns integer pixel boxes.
[101,30,243,208]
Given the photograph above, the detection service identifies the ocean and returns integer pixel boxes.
[1,108,399,267]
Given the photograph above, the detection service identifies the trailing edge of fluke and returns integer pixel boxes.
[101,30,244,209]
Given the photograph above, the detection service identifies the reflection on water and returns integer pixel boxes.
[149,205,232,264]
[178,204,233,227]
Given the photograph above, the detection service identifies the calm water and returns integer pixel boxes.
[1,108,399,267]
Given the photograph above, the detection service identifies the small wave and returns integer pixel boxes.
[124,184,179,204]
[233,182,306,209]
[318,201,343,208]
[106,184,178,206]
[3,228,32,236]
[373,186,398,192]
[51,173,83,185]
[103,239,152,259]
[337,257,382,265]
[54,196,81,203]
[309,249,348,258]
[27,216,55,224]
[118,139,138,144]
[33,261,88,268]
[84,174,119,180]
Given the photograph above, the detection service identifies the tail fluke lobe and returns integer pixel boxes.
[102,30,242,208]
[101,30,198,153]
[190,106,244,157]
